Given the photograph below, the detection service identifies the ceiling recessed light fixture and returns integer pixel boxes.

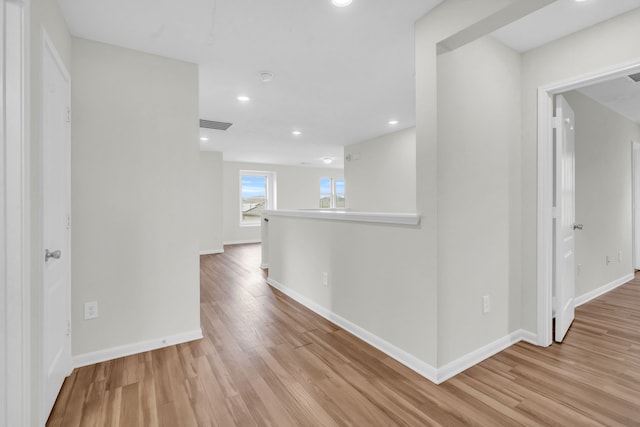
[237,95,251,102]
[200,137,209,141]
[292,130,302,136]
[322,157,334,165]
[331,0,352,7]
[388,120,399,125]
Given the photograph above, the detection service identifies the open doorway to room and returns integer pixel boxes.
[538,61,640,347]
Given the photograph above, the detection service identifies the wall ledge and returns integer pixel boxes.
[263,209,421,226]
[224,239,262,245]
[200,248,224,255]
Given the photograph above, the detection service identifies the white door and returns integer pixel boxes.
[41,35,72,422]
[554,95,577,343]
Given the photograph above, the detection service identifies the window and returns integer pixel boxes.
[335,179,345,208]
[319,178,345,209]
[240,171,275,226]
[320,178,332,208]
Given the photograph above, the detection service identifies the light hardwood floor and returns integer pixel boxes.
[48,244,640,426]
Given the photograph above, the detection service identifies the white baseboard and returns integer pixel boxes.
[436,329,534,383]
[224,240,261,246]
[575,272,634,307]
[519,329,538,346]
[73,329,203,368]
[266,277,540,385]
[267,277,439,383]
[200,248,224,255]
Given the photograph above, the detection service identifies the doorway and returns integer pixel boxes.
[538,60,640,347]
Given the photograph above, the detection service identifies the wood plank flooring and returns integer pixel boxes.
[48,244,640,426]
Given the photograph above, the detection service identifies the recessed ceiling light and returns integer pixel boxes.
[388,120,399,125]
[292,131,302,136]
[237,95,251,102]
[331,0,352,7]
[322,157,334,165]
[200,137,209,141]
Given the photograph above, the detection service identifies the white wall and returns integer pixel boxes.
[200,152,224,254]
[267,216,432,366]
[414,0,522,369]
[29,0,72,422]
[520,7,640,332]
[267,0,516,375]
[436,35,522,364]
[565,90,639,297]
[71,38,201,356]
[223,161,343,244]
[344,127,416,213]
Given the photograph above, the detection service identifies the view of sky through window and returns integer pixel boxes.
[241,175,266,198]
[241,175,267,223]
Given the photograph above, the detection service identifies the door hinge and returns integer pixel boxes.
[66,213,71,230]
[552,116,559,129]
[66,320,71,337]
[66,107,71,123]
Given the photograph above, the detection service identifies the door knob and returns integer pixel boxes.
[45,249,61,262]
[573,224,583,230]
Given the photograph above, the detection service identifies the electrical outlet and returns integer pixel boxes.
[606,255,612,266]
[84,301,98,320]
[482,295,490,314]
[322,272,329,286]
[619,250,622,263]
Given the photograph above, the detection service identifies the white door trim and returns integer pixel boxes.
[537,58,640,346]
[2,0,31,426]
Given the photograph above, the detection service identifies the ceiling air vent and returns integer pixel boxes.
[200,119,233,131]
[628,72,640,83]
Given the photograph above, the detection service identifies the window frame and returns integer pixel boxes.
[239,170,276,227]
[319,177,345,209]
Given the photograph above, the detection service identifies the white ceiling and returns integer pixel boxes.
[57,0,444,168]
[57,0,640,169]
[578,75,640,124]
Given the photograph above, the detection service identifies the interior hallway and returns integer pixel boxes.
[48,244,640,426]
